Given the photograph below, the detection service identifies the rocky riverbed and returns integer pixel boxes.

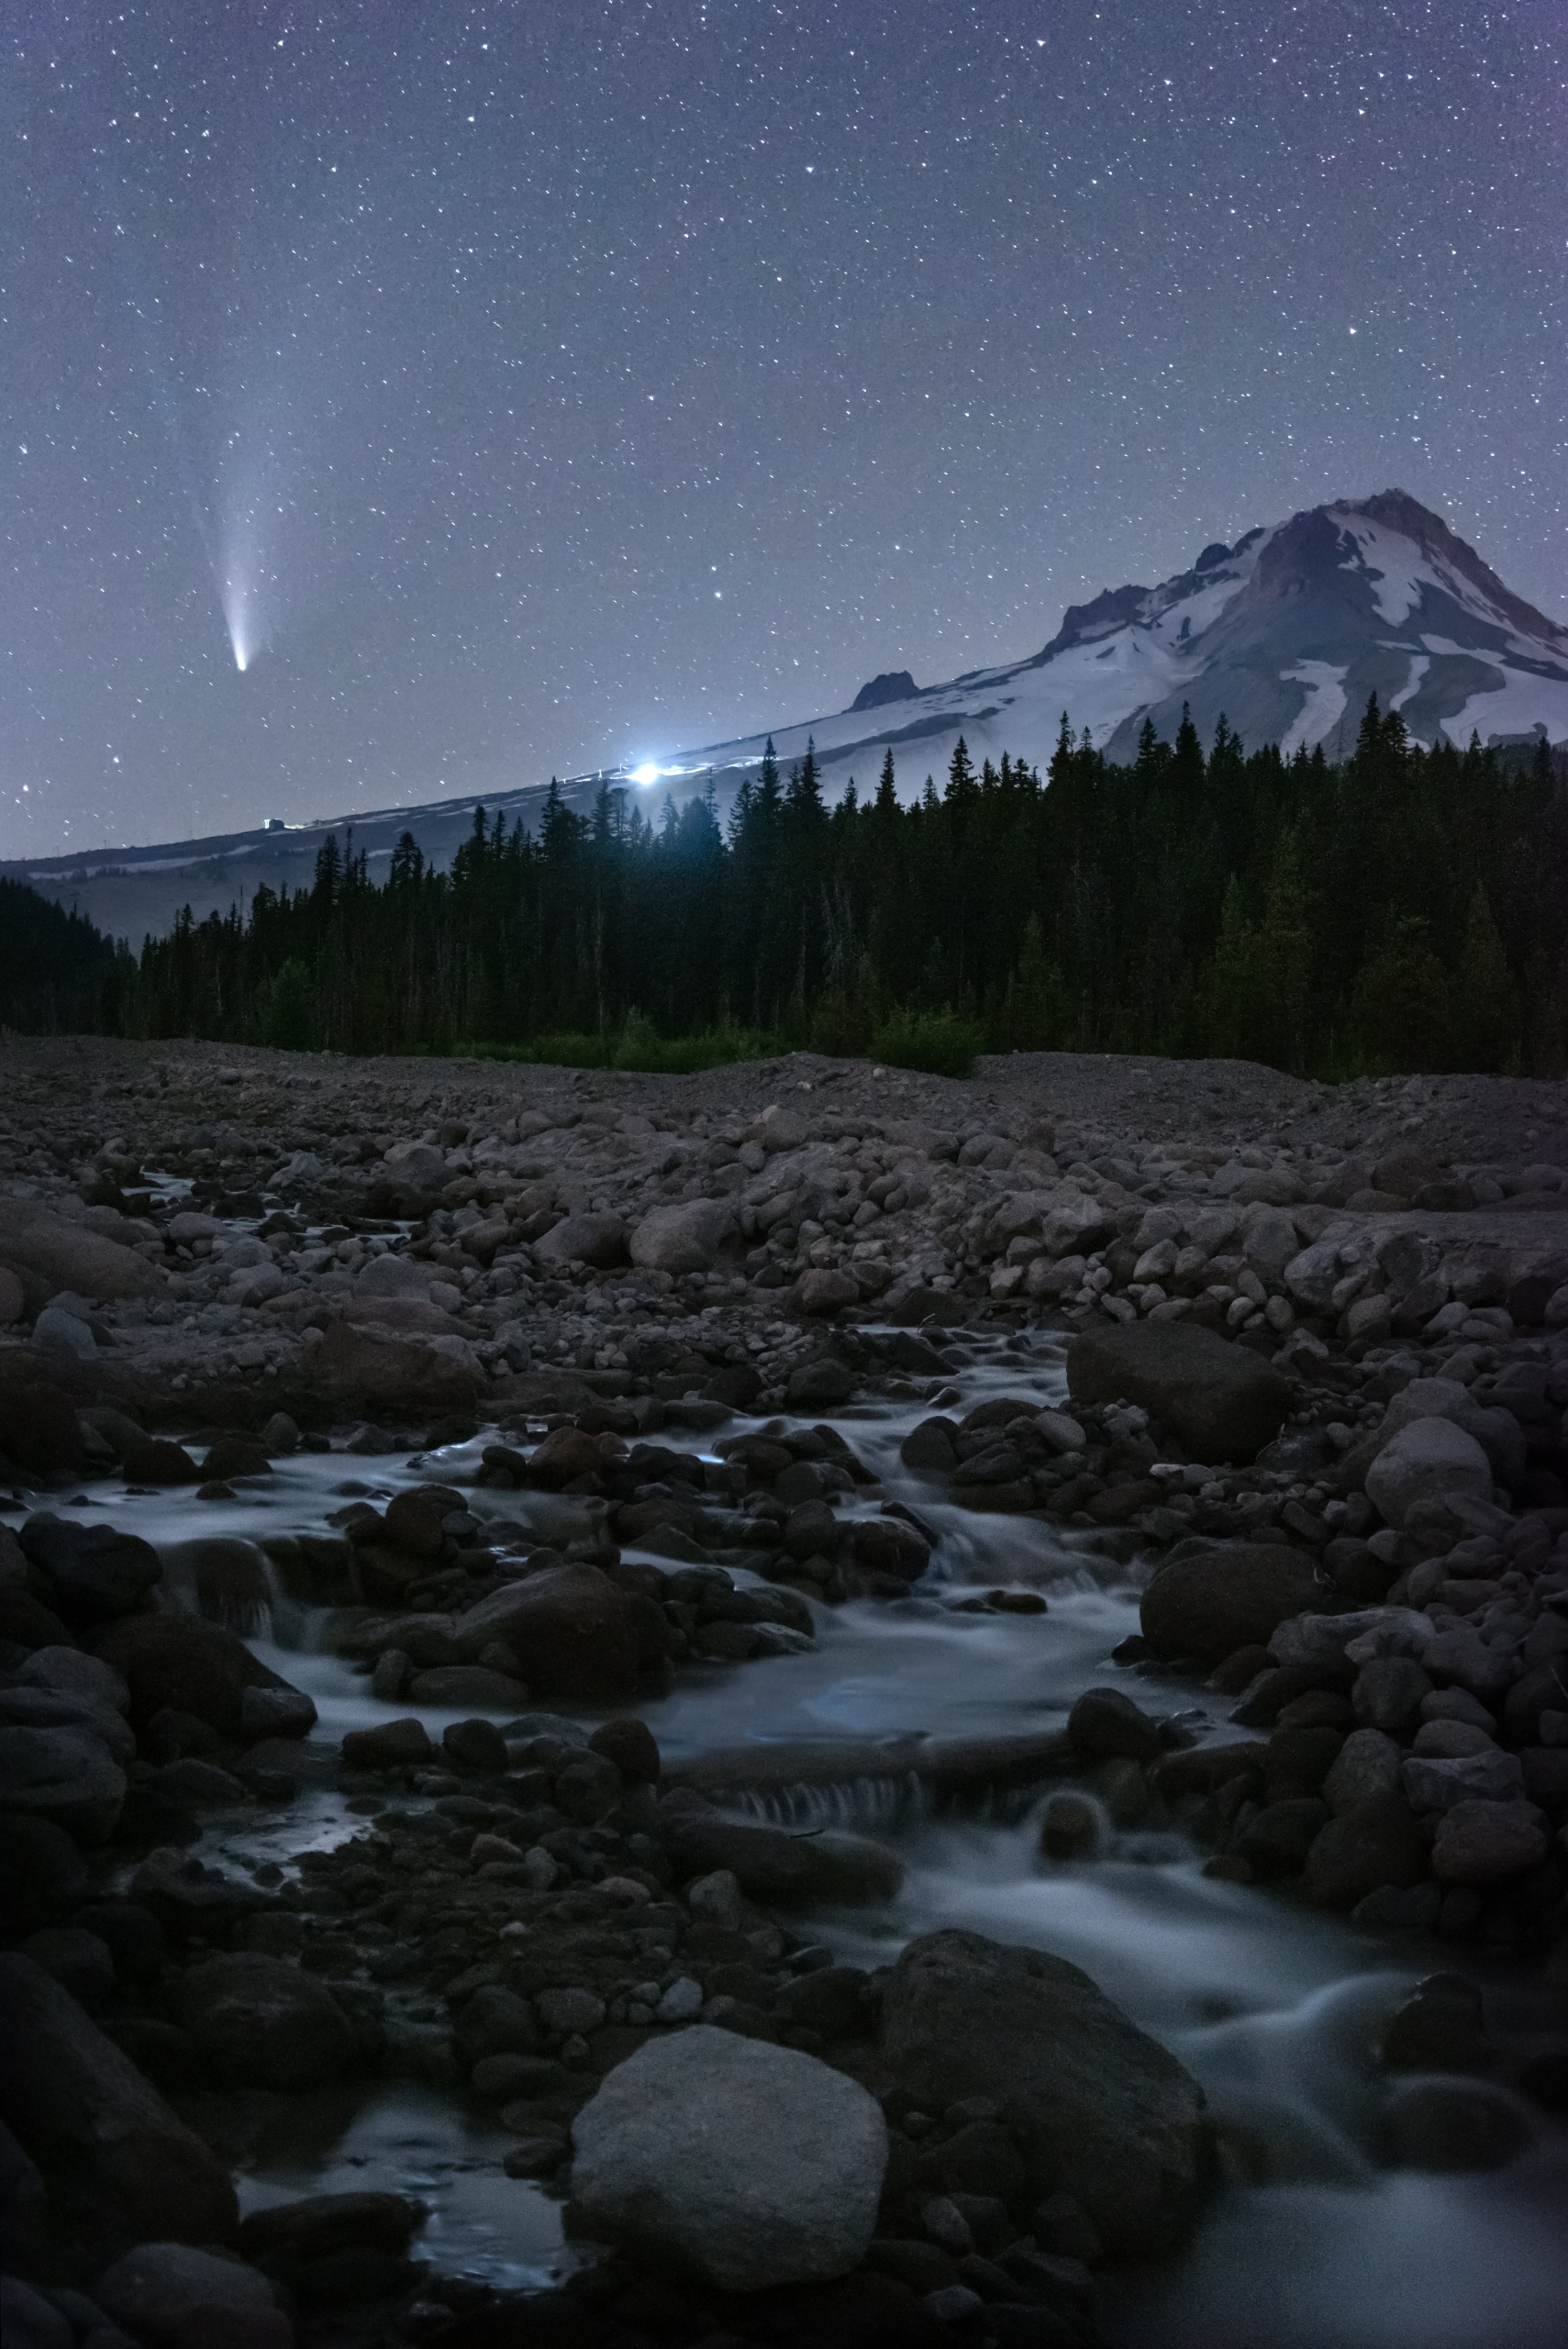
[2,1034,1567,2349]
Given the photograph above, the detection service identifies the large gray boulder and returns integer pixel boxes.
[0,1203,156,1311]
[177,1953,358,2089]
[1067,1322,1293,1464]
[628,1200,738,1276]
[1365,1418,1494,1528]
[569,2025,887,2290]
[0,1953,238,2245]
[0,1725,127,1843]
[95,2243,286,2348]
[873,1930,1208,2257]
[532,1212,628,1269]
[1140,1541,1330,1665]
[353,1252,431,1300]
[1377,1380,1526,1486]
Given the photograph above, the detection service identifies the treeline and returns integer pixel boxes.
[0,877,133,1037]
[8,699,1568,1078]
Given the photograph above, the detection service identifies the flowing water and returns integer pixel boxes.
[50,1328,1568,2343]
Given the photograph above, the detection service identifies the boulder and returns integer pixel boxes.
[0,1725,127,1843]
[17,1644,131,1714]
[1378,1379,1526,1485]
[1067,1322,1293,1464]
[0,1203,156,1309]
[791,1268,860,1318]
[0,1264,23,1323]
[452,1564,641,1702]
[1140,1542,1330,1666]
[406,1664,529,1709]
[381,1141,448,1191]
[628,1201,738,1275]
[1303,1793,1429,1909]
[178,1953,358,2089]
[532,1213,629,1269]
[95,2243,286,2348]
[310,1319,481,1416]
[19,1514,162,1624]
[662,1813,905,1905]
[1430,1799,1551,1885]
[352,1253,431,1300]
[238,2190,423,2273]
[0,1952,238,2245]
[873,1930,1208,2256]
[0,1384,88,1478]
[568,2026,887,2291]
[89,1613,312,1743]
[1365,1419,1494,1529]
[0,1687,135,1765]
[339,1718,434,1770]
[33,1305,96,1360]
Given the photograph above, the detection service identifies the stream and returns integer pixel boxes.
[53,1327,1568,2347]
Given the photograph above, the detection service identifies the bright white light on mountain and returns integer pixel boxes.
[629,763,661,785]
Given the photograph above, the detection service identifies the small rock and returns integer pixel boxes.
[1430,1799,1551,1886]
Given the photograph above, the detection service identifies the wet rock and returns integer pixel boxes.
[339,1718,434,1770]
[629,1200,736,1275]
[875,1928,1209,2257]
[0,1725,127,1843]
[90,1614,310,1744]
[662,1813,905,1905]
[1430,1799,1552,1885]
[1381,1974,1493,2072]
[900,1417,959,1474]
[406,1664,529,1708]
[0,1952,238,2246]
[1379,2078,1533,2172]
[95,2243,288,2349]
[786,1356,858,1408]
[1038,1791,1102,1861]
[239,2190,424,2277]
[1067,1322,1293,1464]
[852,1517,931,1579]
[533,1212,629,1269]
[19,1516,162,1625]
[17,1644,131,1714]
[1364,1419,1495,1529]
[178,1952,358,2089]
[443,1716,509,1771]
[568,2025,888,2290]
[239,1684,317,1743]
[453,1564,641,1702]
[0,1384,88,1477]
[1140,1542,1329,1666]
[1067,1687,1164,1764]
[121,1439,202,1486]
[34,1303,97,1360]
[0,1684,135,1764]
[1306,1791,1430,1909]
[588,1715,661,1786]
[521,1424,603,1486]
[1401,1750,1524,1813]
[454,1987,544,2068]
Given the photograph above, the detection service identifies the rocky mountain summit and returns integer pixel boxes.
[1,1032,1566,2349]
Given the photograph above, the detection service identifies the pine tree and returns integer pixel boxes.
[1451,883,1519,1071]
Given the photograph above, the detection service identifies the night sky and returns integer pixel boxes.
[4,0,1563,858]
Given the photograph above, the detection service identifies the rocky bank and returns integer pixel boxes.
[1,1035,1566,2349]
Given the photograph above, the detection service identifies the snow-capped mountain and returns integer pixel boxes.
[10,490,1564,943]
[649,489,1568,794]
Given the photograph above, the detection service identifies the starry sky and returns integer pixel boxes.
[4,0,1563,857]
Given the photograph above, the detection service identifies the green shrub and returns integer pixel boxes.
[869,1008,984,1078]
